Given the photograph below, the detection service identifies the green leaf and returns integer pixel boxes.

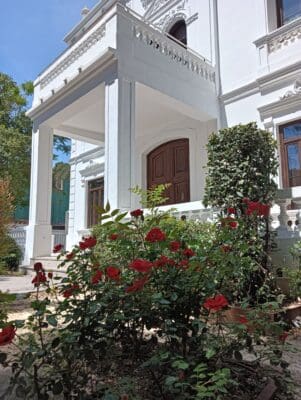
[172,360,189,370]
[205,348,216,360]
[115,212,128,222]
[51,337,60,349]
[52,381,64,395]
[46,315,58,327]
[110,209,120,217]
[0,352,7,364]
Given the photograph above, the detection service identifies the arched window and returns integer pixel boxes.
[168,20,187,46]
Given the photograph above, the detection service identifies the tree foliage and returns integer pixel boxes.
[0,73,71,206]
[203,122,278,209]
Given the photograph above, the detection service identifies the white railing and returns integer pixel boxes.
[8,226,27,256]
[122,5,215,83]
[52,230,67,250]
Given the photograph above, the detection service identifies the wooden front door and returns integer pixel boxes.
[147,139,190,205]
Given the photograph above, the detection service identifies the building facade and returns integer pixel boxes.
[25,0,301,265]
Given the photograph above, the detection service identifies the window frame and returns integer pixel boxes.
[279,119,301,187]
[276,0,301,27]
[87,177,104,228]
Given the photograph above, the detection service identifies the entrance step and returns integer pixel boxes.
[25,257,67,275]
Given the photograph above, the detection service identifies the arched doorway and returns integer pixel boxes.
[168,20,187,46]
[147,139,190,205]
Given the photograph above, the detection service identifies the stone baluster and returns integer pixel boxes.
[293,197,301,231]
[275,198,291,236]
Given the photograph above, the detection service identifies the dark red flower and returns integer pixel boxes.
[154,255,176,268]
[178,370,185,381]
[203,294,229,312]
[170,241,181,252]
[48,272,53,279]
[53,244,63,253]
[179,259,189,269]
[145,227,166,243]
[120,395,129,400]
[183,248,195,258]
[238,316,249,325]
[242,197,250,204]
[33,262,43,272]
[66,252,75,260]
[63,284,79,298]
[129,259,153,273]
[91,270,103,285]
[279,331,289,343]
[229,221,238,229]
[245,201,270,217]
[106,266,121,281]
[109,233,119,241]
[130,209,143,218]
[126,276,148,293]
[0,325,16,346]
[79,236,97,250]
[221,244,232,253]
[32,271,47,286]
[227,207,236,214]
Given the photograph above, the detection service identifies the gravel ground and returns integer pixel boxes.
[1,306,301,399]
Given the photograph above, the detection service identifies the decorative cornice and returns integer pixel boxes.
[79,162,105,179]
[40,25,106,89]
[254,16,301,53]
[69,146,105,165]
[258,92,301,120]
[279,77,301,99]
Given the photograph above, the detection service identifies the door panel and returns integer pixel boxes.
[147,139,190,205]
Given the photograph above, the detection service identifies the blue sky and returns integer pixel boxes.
[0,1,99,164]
[0,0,98,85]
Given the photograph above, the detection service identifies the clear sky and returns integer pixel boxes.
[0,0,99,85]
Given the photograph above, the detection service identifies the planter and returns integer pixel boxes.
[276,277,290,296]
[282,302,301,322]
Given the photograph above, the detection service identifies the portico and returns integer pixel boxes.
[25,2,217,264]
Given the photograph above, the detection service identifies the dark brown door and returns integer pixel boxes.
[87,178,104,227]
[147,139,190,205]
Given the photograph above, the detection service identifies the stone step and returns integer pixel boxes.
[27,257,67,273]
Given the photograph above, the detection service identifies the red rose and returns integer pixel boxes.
[32,271,47,286]
[130,209,143,218]
[179,259,189,269]
[120,395,129,400]
[238,316,249,325]
[221,244,232,253]
[259,203,270,217]
[91,270,103,285]
[66,252,74,260]
[126,276,148,293]
[106,266,121,281]
[203,294,229,312]
[0,325,16,346]
[33,262,43,272]
[154,255,175,268]
[53,244,63,253]
[129,259,153,273]
[183,248,195,258]
[229,221,238,229]
[242,197,250,204]
[145,227,166,243]
[79,236,97,250]
[170,241,181,252]
[109,233,119,241]
[279,331,289,343]
[63,284,79,298]
[227,207,236,214]
[48,272,53,279]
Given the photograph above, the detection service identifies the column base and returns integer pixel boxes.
[24,224,52,265]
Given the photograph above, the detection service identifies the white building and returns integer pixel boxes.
[24,0,301,266]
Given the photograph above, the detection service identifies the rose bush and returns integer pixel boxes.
[0,204,293,399]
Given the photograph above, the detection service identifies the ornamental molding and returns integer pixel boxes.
[79,162,104,185]
[143,0,188,23]
[258,91,301,120]
[254,16,301,53]
[279,77,301,99]
[40,25,106,89]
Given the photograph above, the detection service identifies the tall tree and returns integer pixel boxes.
[0,73,71,206]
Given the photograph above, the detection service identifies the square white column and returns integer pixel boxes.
[104,78,135,210]
[25,125,53,264]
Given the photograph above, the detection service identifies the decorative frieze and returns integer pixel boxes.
[40,25,106,89]
[269,22,301,52]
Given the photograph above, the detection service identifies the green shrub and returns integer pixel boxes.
[0,234,22,272]
[0,204,292,399]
